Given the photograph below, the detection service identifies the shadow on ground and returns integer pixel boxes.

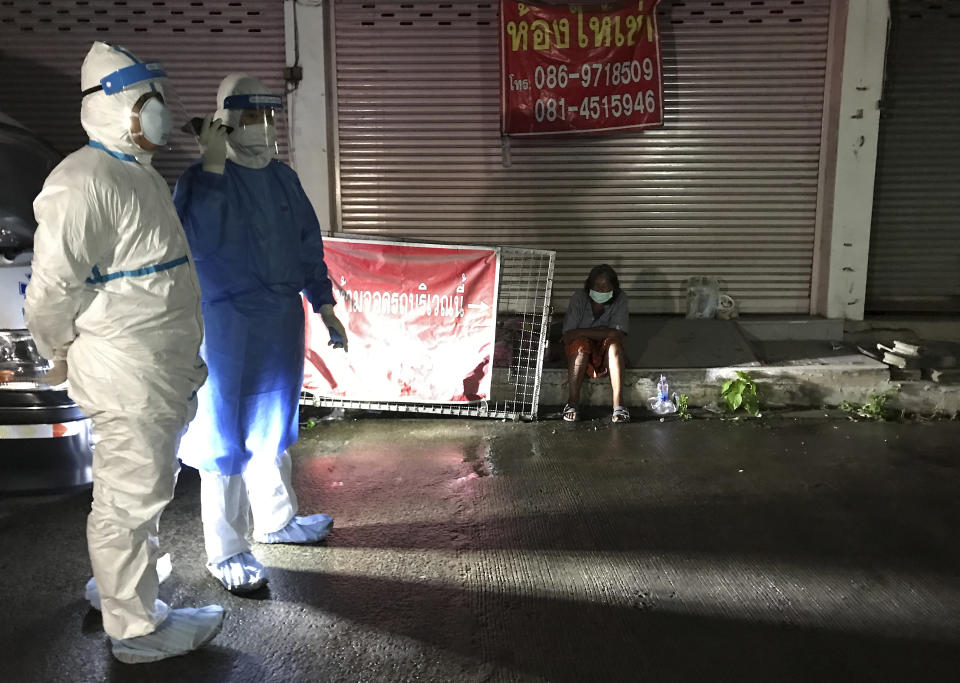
[2,418,960,682]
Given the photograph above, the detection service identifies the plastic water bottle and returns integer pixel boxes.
[657,375,669,402]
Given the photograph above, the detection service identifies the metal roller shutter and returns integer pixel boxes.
[331,0,830,313]
[0,0,288,187]
[866,1,960,313]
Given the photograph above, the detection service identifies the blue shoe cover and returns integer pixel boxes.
[208,552,268,594]
[253,513,333,544]
[110,605,225,664]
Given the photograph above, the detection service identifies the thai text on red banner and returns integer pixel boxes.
[500,1,664,136]
[304,238,499,404]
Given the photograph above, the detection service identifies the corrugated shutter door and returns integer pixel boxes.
[332,0,829,313]
[866,1,960,313]
[0,0,287,187]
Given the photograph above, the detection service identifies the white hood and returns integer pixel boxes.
[215,73,276,170]
[80,41,161,166]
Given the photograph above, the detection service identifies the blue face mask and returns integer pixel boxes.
[589,289,613,304]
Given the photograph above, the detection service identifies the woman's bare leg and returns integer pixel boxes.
[567,348,589,407]
[608,341,625,407]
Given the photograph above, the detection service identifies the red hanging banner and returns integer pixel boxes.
[303,238,499,404]
[500,1,664,136]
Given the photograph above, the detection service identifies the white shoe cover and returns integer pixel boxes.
[110,605,225,664]
[208,551,268,594]
[253,513,333,544]
[85,553,173,612]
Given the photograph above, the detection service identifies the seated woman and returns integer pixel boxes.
[561,264,629,423]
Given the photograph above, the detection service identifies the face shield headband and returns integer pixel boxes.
[222,94,284,111]
[81,61,168,98]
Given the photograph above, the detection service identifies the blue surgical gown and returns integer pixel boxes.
[173,159,334,475]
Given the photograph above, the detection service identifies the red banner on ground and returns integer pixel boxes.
[500,1,664,136]
[304,238,499,403]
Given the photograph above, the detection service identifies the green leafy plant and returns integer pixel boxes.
[720,371,760,416]
[302,417,319,431]
[676,393,692,420]
[840,392,891,421]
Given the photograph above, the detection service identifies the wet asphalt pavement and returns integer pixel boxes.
[2,414,960,682]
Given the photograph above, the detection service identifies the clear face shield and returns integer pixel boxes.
[223,93,282,156]
[82,60,188,151]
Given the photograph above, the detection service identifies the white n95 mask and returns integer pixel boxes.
[133,97,173,146]
[230,123,276,153]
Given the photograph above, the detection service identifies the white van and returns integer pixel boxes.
[0,117,92,493]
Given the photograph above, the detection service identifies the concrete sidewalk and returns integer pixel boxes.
[3,416,960,682]
[517,316,960,416]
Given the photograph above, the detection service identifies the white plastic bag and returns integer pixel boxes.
[716,293,739,320]
[646,396,677,415]
[686,276,720,319]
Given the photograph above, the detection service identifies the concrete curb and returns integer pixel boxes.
[494,362,960,416]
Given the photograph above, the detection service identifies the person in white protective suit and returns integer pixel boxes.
[23,41,224,664]
[173,74,347,594]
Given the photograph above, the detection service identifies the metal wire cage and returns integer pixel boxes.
[301,239,555,421]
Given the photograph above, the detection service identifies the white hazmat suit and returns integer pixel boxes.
[24,41,223,663]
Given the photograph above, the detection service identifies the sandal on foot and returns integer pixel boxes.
[562,403,578,422]
[612,406,630,423]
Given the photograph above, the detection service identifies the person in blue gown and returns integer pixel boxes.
[174,74,348,594]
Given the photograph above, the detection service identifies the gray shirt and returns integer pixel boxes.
[562,289,629,335]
